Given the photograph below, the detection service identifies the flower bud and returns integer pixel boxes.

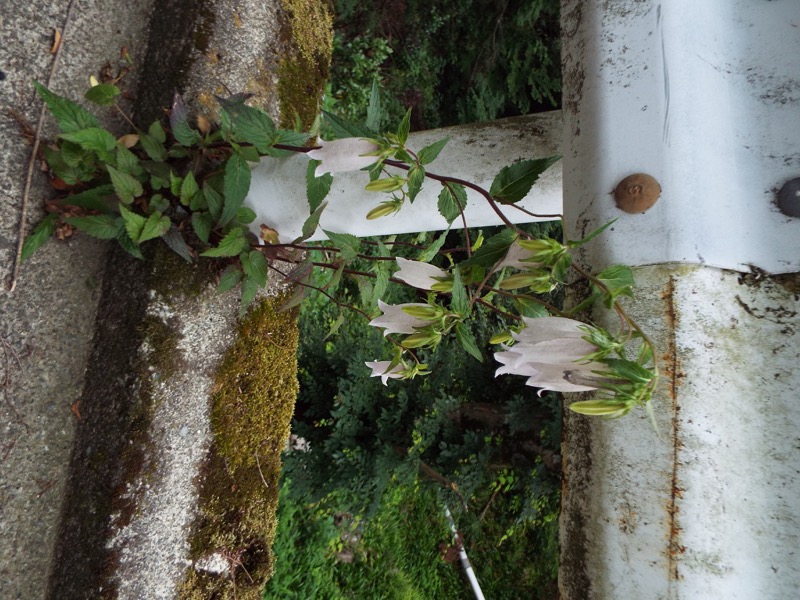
[365,176,406,193]
[401,305,442,321]
[366,202,401,220]
[401,330,442,349]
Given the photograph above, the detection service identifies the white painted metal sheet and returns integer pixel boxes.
[562,0,800,274]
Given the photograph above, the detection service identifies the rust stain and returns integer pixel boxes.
[662,275,685,580]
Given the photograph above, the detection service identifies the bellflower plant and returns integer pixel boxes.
[23,82,659,423]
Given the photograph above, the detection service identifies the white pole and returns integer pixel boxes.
[443,505,486,600]
[244,113,563,242]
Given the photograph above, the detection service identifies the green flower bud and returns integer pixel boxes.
[365,176,406,193]
[489,330,514,345]
[366,202,401,220]
[568,399,632,418]
[401,305,442,320]
[401,330,442,349]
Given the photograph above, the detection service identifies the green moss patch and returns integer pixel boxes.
[277,0,333,130]
[178,296,300,599]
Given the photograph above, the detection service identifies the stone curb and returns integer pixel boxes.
[1,1,320,598]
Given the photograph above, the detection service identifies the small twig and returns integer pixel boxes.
[8,0,77,292]
[479,487,501,522]
[254,452,270,491]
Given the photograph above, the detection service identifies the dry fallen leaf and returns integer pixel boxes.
[197,114,211,134]
[118,133,139,148]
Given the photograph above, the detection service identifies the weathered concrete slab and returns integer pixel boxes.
[0,2,155,598]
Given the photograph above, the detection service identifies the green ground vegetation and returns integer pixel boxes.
[328,0,561,128]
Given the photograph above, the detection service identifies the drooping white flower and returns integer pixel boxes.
[494,317,605,394]
[365,360,405,385]
[369,300,430,336]
[306,138,379,177]
[494,242,540,271]
[394,257,450,290]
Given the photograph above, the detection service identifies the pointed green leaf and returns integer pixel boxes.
[418,137,449,165]
[323,230,361,260]
[200,226,249,257]
[60,140,89,167]
[84,84,120,106]
[64,214,121,239]
[489,156,560,204]
[455,322,484,362]
[170,93,202,146]
[416,228,449,263]
[191,211,213,244]
[107,164,143,204]
[321,110,373,139]
[148,120,167,144]
[396,108,412,145]
[138,131,168,162]
[116,227,144,259]
[34,81,100,133]
[459,229,516,269]
[217,96,276,152]
[203,182,223,222]
[437,183,466,224]
[55,184,115,211]
[162,227,193,262]
[236,206,257,225]
[241,249,268,287]
[59,127,116,155]
[180,171,200,206]
[450,268,470,316]
[21,214,57,261]
[407,166,425,202]
[306,160,333,212]
[138,211,171,243]
[115,145,141,175]
[219,153,251,226]
[217,265,243,294]
[240,275,260,314]
[297,201,327,242]
[568,219,618,247]
[118,203,146,242]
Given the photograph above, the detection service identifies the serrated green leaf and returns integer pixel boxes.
[149,194,170,213]
[198,185,221,224]
[169,172,183,197]
[189,188,207,212]
[34,81,100,133]
[138,211,171,243]
[514,297,550,318]
[450,268,470,316]
[236,144,261,163]
[217,265,243,294]
[370,259,390,306]
[407,166,425,202]
[455,322,484,362]
[459,229,517,269]
[60,140,89,167]
[180,171,200,206]
[241,249,268,287]
[418,137,449,165]
[148,120,167,144]
[323,230,361,260]
[84,84,120,106]
[437,183,466,224]
[236,206,257,225]
[162,227,193,262]
[297,201,327,242]
[200,226,249,257]
[138,131,168,162]
[116,227,144,259]
[118,203,146,242]
[219,153,251,226]
[323,312,346,341]
[240,275,260,314]
[42,146,83,185]
[596,264,635,307]
[278,283,307,312]
[56,184,115,211]
[568,219,617,247]
[489,156,560,204]
[141,161,171,190]
[217,96,276,152]
[396,108,412,145]
[170,93,202,146]
[115,145,141,175]
[191,211,213,243]
[65,214,121,239]
[417,228,449,263]
[21,213,57,261]
[321,110,373,139]
[601,358,654,384]
[59,127,117,156]
[306,160,333,212]
[107,164,143,204]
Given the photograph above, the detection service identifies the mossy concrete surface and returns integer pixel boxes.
[1,0,331,598]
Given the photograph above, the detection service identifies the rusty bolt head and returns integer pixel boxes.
[777,178,800,218]
[613,173,661,214]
